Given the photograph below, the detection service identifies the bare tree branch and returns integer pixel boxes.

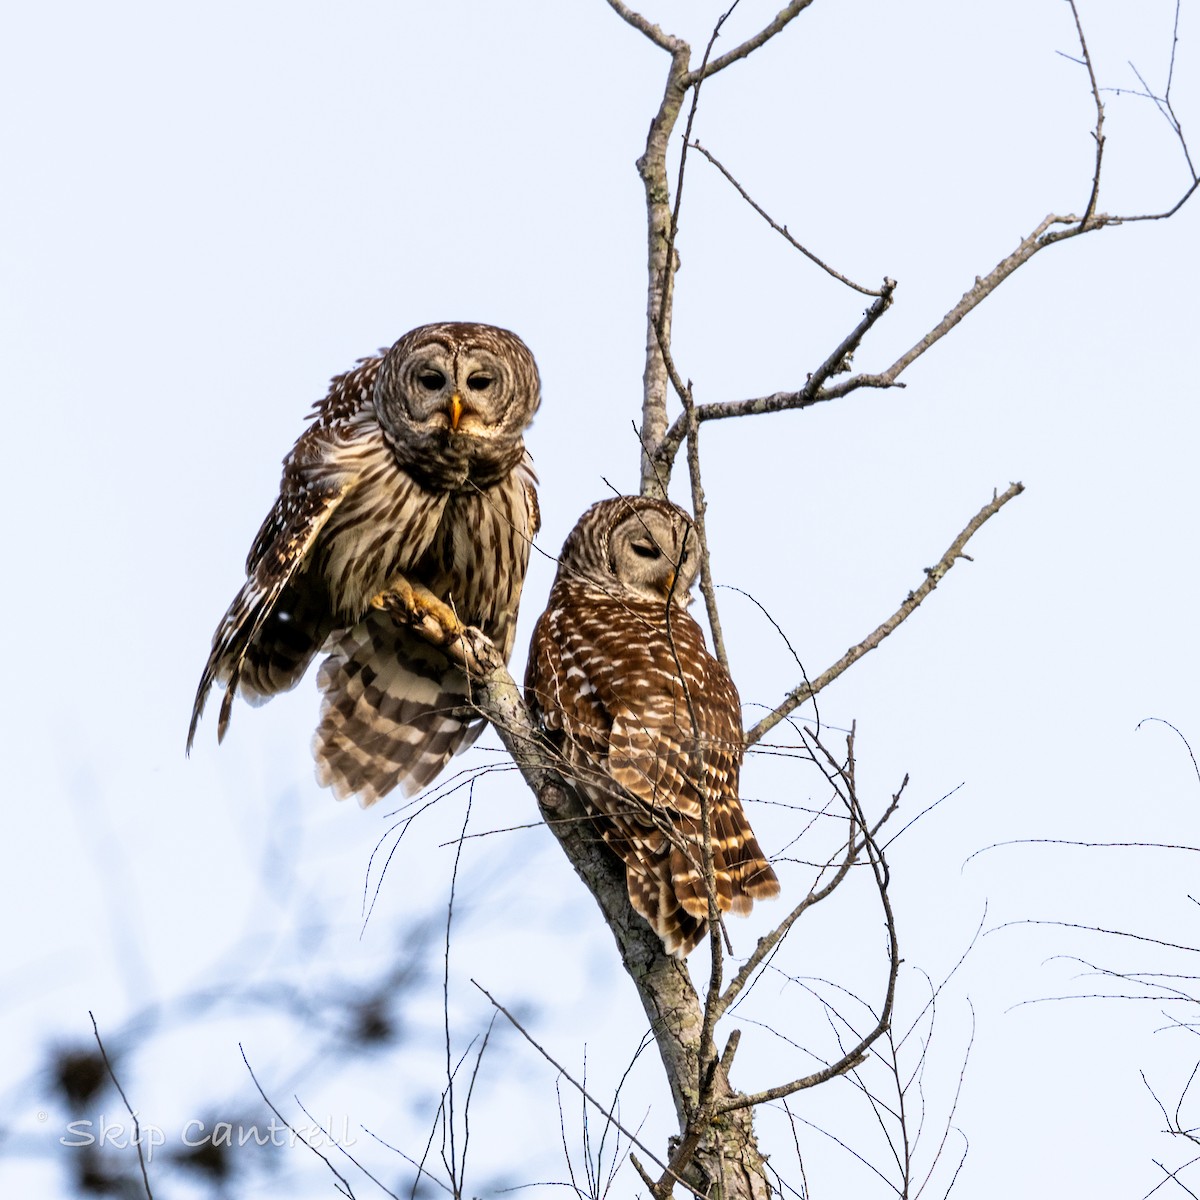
[718,753,905,1031]
[681,387,729,670]
[606,0,817,496]
[684,1,815,84]
[720,730,901,1112]
[606,1,692,496]
[240,1044,355,1198]
[651,178,1197,476]
[89,1012,154,1200]
[655,5,736,359]
[1066,0,1106,227]
[746,481,1025,747]
[642,0,1197,484]
[382,4,1192,1193]
[655,279,897,468]
[471,980,693,1194]
[603,0,682,53]
[690,140,882,296]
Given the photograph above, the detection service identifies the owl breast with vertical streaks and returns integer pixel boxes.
[189,321,542,806]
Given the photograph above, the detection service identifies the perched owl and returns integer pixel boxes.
[188,321,541,805]
[525,496,780,956]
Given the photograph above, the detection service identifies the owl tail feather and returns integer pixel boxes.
[608,807,780,958]
[623,859,707,958]
[314,612,484,806]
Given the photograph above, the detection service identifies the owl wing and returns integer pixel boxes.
[524,598,696,951]
[602,620,748,917]
[313,610,485,806]
[527,596,777,955]
[526,615,705,953]
[591,613,732,811]
[186,429,359,752]
[606,627,780,949]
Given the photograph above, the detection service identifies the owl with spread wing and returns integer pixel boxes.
[189,321,541,805]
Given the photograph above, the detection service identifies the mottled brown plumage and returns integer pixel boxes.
[189,321,541,805]
[525,496,779,956]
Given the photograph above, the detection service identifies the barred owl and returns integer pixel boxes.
[525,496,780,956]
[188,321,541,805]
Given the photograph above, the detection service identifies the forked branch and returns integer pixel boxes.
[606,0,819,497]
[392,3,1192,1194]
[638,0,1196,482]
[720,730,902,1113]
[654,279,896,469]
[684,1,815,84]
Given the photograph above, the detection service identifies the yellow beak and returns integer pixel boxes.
[449,393,464,431]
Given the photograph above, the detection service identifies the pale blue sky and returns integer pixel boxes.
[3,2,1198,1196]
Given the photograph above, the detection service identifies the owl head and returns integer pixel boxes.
[558,496,699,608]
[374,321,541,490]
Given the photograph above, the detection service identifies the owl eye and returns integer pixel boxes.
[466,373,493,392]
[418,370,446,391]
[631,542,661,560]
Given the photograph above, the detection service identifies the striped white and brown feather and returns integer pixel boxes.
[315,465,539,801]
[525,497,779,957]
[189,321,541,805]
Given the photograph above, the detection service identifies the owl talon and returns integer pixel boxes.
[372,579,465,640]
[189,321,540,805]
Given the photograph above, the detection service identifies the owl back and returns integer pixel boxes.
[526,573,780,956]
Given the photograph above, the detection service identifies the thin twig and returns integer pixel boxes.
[723,583,820,737]
[1137,718,1200,789]
[606,0,694,495]
[716,742,884,1018]
[681,386,729,670]
[1123,57,1197,180]
[1065,0,1106,227]
[471,981,698,1195]
[684,0,815,84]
[747,482,1025,747]
[655,280,896,466]
[691,140,880,295]
[644,5,735,499]
[656,505,728,1078]
[655,4,736,351]
[439,790,475,1196]
[89,1013,154,1200]
[719,730,901,1112]
[294,1100,403,1200]
[240,1044,355,1197]
[361,1126,452,1196]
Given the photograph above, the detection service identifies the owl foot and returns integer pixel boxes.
[371,577,465,645]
